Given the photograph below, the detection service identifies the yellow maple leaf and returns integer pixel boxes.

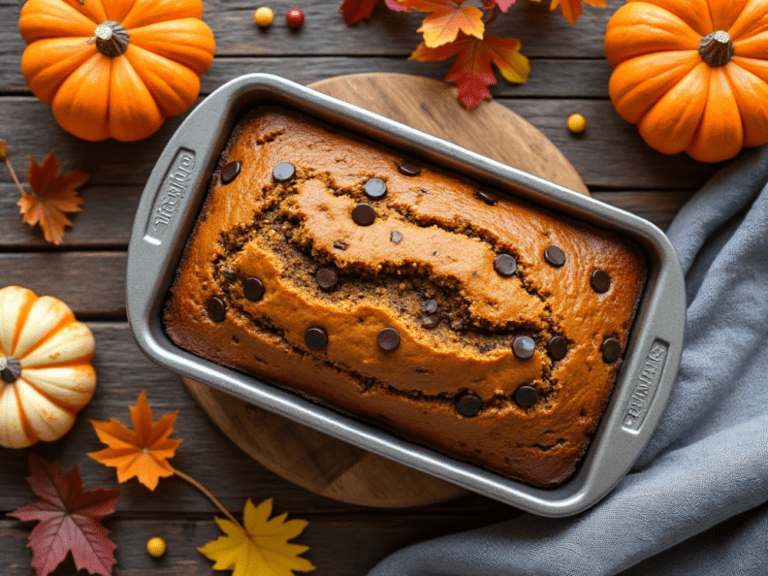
[400,0,484,47]
[88,390,181,490]
[532,0,606,25]
[199,498,315,576]
[17,151,88,245]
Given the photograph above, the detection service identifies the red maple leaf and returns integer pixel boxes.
[9,455,120,576]
[411,33,530,107]
[483,0,515,11]
[340,0,407,25]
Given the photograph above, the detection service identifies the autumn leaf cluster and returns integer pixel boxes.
[10,392,314,576]
[340,0,606,108]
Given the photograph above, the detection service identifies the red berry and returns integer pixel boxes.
[286,8,304,29]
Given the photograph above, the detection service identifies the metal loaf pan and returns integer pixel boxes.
[126,73,685,517]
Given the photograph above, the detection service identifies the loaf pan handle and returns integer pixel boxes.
[126,79,246,347]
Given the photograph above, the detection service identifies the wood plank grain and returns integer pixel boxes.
[0,184,140,247]
[1,54,613,98]
[0,323,501,516]
[0,253,126,317]
[1,513,512,576]
[1,0,616,63]
[593,190,696,231]
[0,98,720,189]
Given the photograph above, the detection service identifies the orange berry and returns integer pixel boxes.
[567,113,587,134]
[254,6,274,27]
[146,537,166,557]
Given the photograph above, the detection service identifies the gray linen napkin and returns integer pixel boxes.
[368,146,768,576]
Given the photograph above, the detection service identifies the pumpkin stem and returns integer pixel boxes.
[699,31,734,67]
[0,356,22,384]
[87,21,130,57]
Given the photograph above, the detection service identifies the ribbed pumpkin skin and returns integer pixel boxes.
[19,0,215,142]
[604,0,768,163]
[0,286,96,449]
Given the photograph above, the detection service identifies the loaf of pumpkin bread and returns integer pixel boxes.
[164,107,647,488]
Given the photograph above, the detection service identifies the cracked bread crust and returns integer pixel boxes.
[163,107,647,488]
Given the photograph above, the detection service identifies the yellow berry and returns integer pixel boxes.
[254,6,274,27]
[567,113,587,134]
[146,537,166,558]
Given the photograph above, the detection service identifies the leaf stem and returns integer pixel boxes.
[1,144,27,198]
[173,469,243,530]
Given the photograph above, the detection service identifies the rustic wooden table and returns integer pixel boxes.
[1,1,721,574]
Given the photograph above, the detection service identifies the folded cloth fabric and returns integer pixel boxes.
[368,146,768,576]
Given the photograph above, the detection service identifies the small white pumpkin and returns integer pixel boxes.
[0,286,96,448]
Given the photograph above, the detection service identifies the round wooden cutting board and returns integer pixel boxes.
[184,73,588,508]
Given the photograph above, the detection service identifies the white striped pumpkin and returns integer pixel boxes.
[0,286,96,448]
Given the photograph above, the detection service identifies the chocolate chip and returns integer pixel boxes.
[494,254,517,277]
[544,246,566,268]
[305,327,328,350]
[364,178,387,199]
[474,190,498,206]
[601,338,622,363]
[421,314,440,329]
[223,269,237,282]
[272,162,295,182]
[591,270,611,293]
[316,267,338,291]
[207,297,226,322]
[547,336,568,360]
[333,241,347,250]
[221,161,241,184]
[391,231,403,244]
[243,277,264,301]
[424,299,438,314]
[515,385,539,407]
[456,393,482,417]
[377,327,400,351]
[398,160,421,176]
[513,336,535,359]
[352,204,376,226]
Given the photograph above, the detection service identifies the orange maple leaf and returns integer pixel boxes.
[535,0,606,25]
[17,152,88,245]
[411,33,529,108]
[399,0,485,47]
[89,390,182,491]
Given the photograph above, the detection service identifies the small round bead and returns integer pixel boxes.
[567,113,587,134]
[286,8,305,28]
[254,6,274,27]
[146,537,166,558]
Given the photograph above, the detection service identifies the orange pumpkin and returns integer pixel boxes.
[19,0,216,142]
[604,0,768,163]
